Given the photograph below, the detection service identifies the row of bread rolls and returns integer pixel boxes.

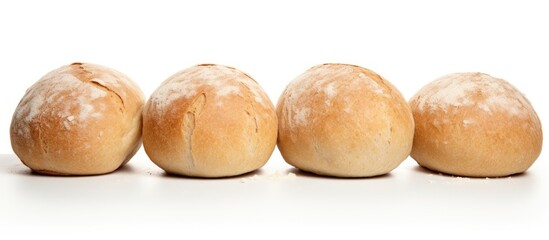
[10,63,542,178]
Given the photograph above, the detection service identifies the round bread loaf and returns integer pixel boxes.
[409,72,543,177]
[276,63,414,177]
[143,64,277,178]
[10,62,145,175]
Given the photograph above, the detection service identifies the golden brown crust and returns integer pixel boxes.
[10,63,144,175]
[276,63,414,177]
[410,72,543,177]
[142,64,277,177]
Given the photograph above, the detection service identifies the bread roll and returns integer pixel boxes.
[276,64,414,177]
[409,72,542,177]
[143,64,277,177]
[10,62,145,175]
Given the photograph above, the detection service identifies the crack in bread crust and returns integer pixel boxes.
[90,80,125,112]
[37,113,47,154]
[238,82,259,133]
[70,63,126,112]
[183,93,206,168]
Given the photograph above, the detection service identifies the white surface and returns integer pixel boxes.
[1,0,548,238]
[1,151,548,238]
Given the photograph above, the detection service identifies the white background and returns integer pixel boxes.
[1,0,548,239]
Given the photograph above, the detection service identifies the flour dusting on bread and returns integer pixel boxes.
[415,72,531,118]
[280,64,393,130]
[150,65,271,115]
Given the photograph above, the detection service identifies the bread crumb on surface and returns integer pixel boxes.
[240,171,297,183]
